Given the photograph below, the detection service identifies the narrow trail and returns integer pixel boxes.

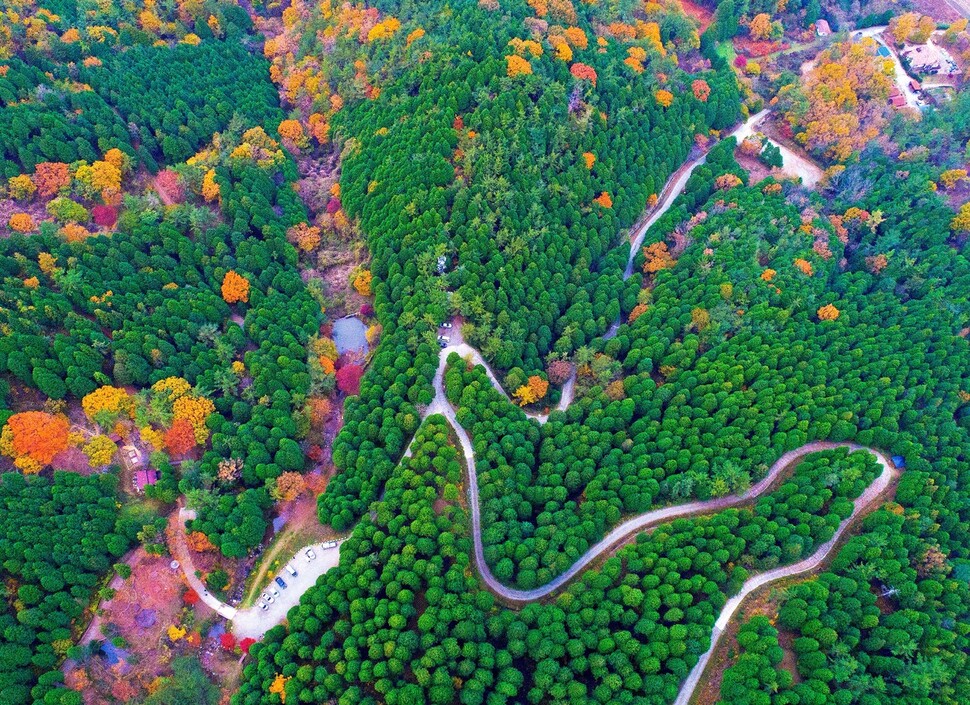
[172,110,900,702]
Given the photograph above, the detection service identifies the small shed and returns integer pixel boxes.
[134,469,159,492]
[891,455,906,469]
[909,78,922,91]
[815,19,831,37]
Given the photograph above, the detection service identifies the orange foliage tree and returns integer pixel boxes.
[593,192,613,208]
[817,304,841,320]
[570,63,597,85]
[8,213,36,232]
[32,162,71,197]
[164,419,197,457]
[642,241,675,273]
[221,270,250,303]
[692,80,711,102]
[654,89,674,107]
[1,411,71,473]
[506,55,532,77]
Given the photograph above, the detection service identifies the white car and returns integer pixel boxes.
[270,587,279,597]
[322,540,338,550]
[440,322,453,329]
[304,548,316,561]
[285,563,298,577]
[258,601,268,611]
[261,592,274,604]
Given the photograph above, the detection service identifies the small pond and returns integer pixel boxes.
[333,316,369,355]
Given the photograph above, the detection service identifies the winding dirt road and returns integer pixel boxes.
[173,110,897,702]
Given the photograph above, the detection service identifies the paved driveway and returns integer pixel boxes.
[232,543,342,639]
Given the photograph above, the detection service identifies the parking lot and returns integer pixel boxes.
[232,541,343,639]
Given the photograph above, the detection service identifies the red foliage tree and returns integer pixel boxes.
[569,63,597,85]
[239,637,256,654]
[326,197,342,214]
[220,633,237,651]
[336,364,363,395]
[183,589,200,605]
[92,205,118,227]
[156,170,184,204]
[360,303,374,317]
[164,419,196,457]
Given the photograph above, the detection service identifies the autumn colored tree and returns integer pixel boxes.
[164,419,197,457]
[8,213,36,232]
[220,633,237,651]
[75,160,122,202]
[655,89,674,107]
[287,223,322,252]
[643,241,676,273]
[940,169,968,189]
[0,411,71,473]
[32,162,71,197]
[749,13,773,40]
[794,258,814,275]
[336,364,364,395]
[715,173,742,189]
[156,169,184,203]
[582,152,596,169]
[761,268,777,281]
[186,531,216,552]
[271,472,307,501]
[8,174,36,200]
[817,303,840,320]
[82,385,132,423]
[952,203,970,233]
[221,270,250,303]
[547,360,573,385]
[692,80,711,102]
[92,205,118,227]
[593,192,613,208]
[83,435,117,468]
[278,119,308,149]
[353,269,373,296]
[570,63,597,85]
[507,55,532,77]
[513,375,549,406]
[172,394,215,443]
[202,169,220,202]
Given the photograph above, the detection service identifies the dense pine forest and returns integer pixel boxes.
[1,0,970,703]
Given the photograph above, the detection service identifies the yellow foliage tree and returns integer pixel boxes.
[202,169,220,203]
[353,269,373,296]
[643,241,675,273]
[269,674,289,703]
[83,435,117,467]
[167,625,186,641]
[172,394,215,444]
[514,376,549,406]
[75,160,121,202]
[940,169,968,189]
[8,175,36,200]
[952,203,970,233]
[82,386,132,422]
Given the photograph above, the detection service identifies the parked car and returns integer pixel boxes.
[261,592,274,603]
[437,335,450,343]
[275,576,287,589]
[285,563,298,577]
[440,322,453,329]
[304,547,316,561]
[438,339,447,348]
[322,540,338,549]
[258,601,268,611]
[270,587,279,597]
